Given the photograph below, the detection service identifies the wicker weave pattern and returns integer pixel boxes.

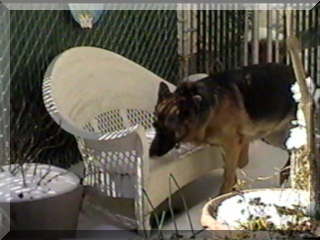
[42,47,223,231]
[95,110,125,133]
[80,140,139,198]
[127,109,155,130]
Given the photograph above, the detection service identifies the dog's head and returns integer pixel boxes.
[149,80,214,157]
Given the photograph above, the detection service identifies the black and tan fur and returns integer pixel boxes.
[150,63,297,194]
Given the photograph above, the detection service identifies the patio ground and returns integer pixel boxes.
[76,139,289,237]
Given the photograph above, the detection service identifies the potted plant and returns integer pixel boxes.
[201,35,320,239]
[201,188,319,239]
[0,164,83,230]
[0,99,83,231]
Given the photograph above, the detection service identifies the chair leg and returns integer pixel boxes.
[137,214,151,237]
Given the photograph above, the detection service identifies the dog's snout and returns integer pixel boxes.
[149,140,169,157]
[149,145,159,157]
[149,133,176,158]
[149,152,162,159]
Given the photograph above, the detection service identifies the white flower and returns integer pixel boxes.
[285,78,312,150]
[291,82,301,102]
[290,77,315,103]
[286,126,307,149]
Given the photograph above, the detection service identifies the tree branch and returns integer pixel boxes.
[286,10,319,219]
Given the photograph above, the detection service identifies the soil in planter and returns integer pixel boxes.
[216,189,319,238]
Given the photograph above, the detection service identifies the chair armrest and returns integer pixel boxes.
[78,125,149,202]
[78,124,149,175]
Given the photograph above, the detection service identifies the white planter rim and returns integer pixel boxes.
[201,188,309,231]
[0,163,80,203]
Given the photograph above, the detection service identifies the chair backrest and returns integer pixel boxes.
[43,47,176,138]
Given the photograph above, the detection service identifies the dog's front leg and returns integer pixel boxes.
[220,137,242,194]
[238,141,249,169]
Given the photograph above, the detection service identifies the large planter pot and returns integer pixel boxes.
[0,164,83,231]
[201,188,310,239]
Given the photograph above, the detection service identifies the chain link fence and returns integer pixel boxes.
[0,4,10,168]
[7,7,179,168]
[181,7,319,84]
[2,5,319,169]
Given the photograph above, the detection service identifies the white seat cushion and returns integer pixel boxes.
[145,128,224,207]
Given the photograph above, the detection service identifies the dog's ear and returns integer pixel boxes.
[207,59,225,77]
[158,82,172,103]
[193,94,202,103]
[191,94,202,110]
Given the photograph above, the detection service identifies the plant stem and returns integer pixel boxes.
[169,173,194,236]
[20,164,27,188]
[37,165,51,186]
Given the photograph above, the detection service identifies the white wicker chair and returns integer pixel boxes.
[42,46,223,230]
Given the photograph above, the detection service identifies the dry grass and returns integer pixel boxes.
[237,199,320,238]
[290,145,310,191]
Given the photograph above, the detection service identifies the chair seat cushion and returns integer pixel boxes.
[145,128,224,207]
[145,128,205,165]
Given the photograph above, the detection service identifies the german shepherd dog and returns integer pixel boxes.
[150,63,297,194]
